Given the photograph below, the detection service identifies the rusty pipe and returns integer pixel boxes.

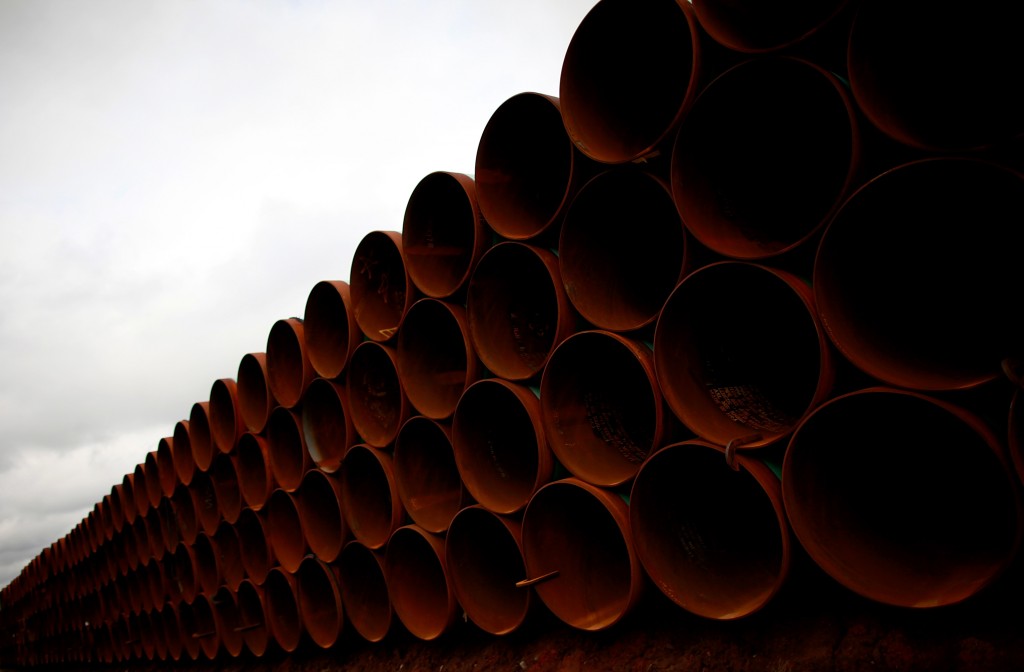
[350,230,416,342]
[235,433,278,512]
[212,585,243,658]
[303,280,361,380]
[402,171,490,298]
[670,56,861,260]
[540,330,668,487]
[188,401,214,473]
[630,440,791,619]
[236,353,278,434]
[296,556,344,649]
[445,505,531,636]
[156,436,178,500]
[655,261,835,448]
[191,533,221,598]
[782,387,1022,607]
[394,416,472,535]
[171,481,200,548]
[235,579,270,656]
[384,524,458,641]
[266,317,315,410]
[301,377,355,474]
[347,340,412,448]
[452,378,553,515]
[813,158,1024,392]
[847,0,1024,152]
[209,378,246,455]
[336,540,392,643]
[559,0,703,164]
[266,406,313,493]
[171,420,196,488]
[213,520,244,592]
[397,298,481,421]
[209,451,242,525]
[559,169,689,331]
[296,468,347,563]
[169,542,199,607]
[475,93,589,242]
[143,450,163,510]
[120,473,138,527]
[340,444,405,550]
[691,0,850,54]
[466,242,577,382]
[264,567,303,653]
[188,468,221,537]
[264,488,308,574]
[234,507,276,586]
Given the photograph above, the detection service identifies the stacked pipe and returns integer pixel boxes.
[2,0,1023,665]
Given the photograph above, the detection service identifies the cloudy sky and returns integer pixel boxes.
[0,0,597,588]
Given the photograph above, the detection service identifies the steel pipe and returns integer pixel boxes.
[235,507,276,586]
[384,525,458,641]
[171,483,199,547]
[264,567,303,653]
[466,242,577,381]
[453,378,553,515]
[815,158,1024,391]
[236,353,277,434]
[189,469,221,537]
[171,420,196,488]
[235,579,270,656]
[340,444,405,550]
[445,505,531,636]
[296,468,347,563]
[655,261,834,448]
[266,406,313,493]
[266,317,315,410]
[301,377,354,473]
[782,387,1022,607]
[630,440,791,619]
[143,450,164,510]
[212,585,243,658]
[209,378,246,455]
[559,0,703,163]
[402,171,489,298]
[521,478,644,631]
[235,433,277,511]
[337,540,392,643]
[296,556,344,649]
[347,340,412,448]
[541,330,667,487]
[209,451,242,525]
[156,436,178,500]
[213,520,245,592]
[188,401,215,473]
[394,416,471,534]
[264,488,308,574]
[304,280,361,380]
[350,230,416,342]
[670,56,860,260]
[691,0,850,53]
[397,298,481,420]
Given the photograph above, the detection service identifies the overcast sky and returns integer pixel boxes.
[0,0,597,588]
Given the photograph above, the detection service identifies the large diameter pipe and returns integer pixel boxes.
[296,556,344,649]
[397,299,481,420]
[691,0,850,54]
[213,520,244,592]
[156,436,178,500]
[235,579,271,657]
[347,341,412,448]
[847,0,1024,152]
[191,533,222,598]
[559,169,689,332]
[234,507,276,586]
[266,406,313,493]
[540,331,668,488]
[813,158,1024,392]
[188,401,215,473]
[171,420,196,488]
[474,93,586,242]
[131,463,151,520]
[452,378,553,515]
[120,473,138,527]
[340,444,405,550]
[337,540,392,643]
[301,377,354,473]
[466,242,578,382]
[304,280,361,380]
[384,525,459,641]
[654,261,834,449]
[350,230,416,342]
[236,353,277,434]
[296,468,347,563]
[394,416,471,534]
[209,378,246,456]
[160,602,184,662]
[264,488,308,574]
[402,171,489,299]
[209,451,242,525]
[264,567,303,653]
[266,317,315,410]
[445,505,531,636]
[670,56,860,260]
[212,585,243,658]
[559,0,703,164]
[189,469,221,537]
[782,387,1022,608]
[235,433,278,512]
[170,483,200,547]
[521,478,644,631]
[629,440,790,619]
[143,450,163,510]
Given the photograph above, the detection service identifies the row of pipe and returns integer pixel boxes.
[3,0,1023,665]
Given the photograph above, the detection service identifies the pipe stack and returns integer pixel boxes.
[2,0,1023,665]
